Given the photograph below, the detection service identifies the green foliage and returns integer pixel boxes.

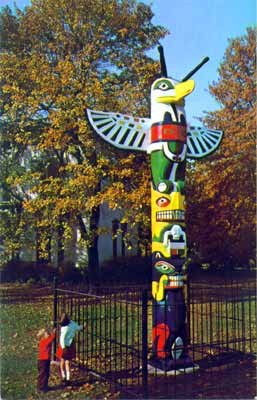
[100,255,151,283]
[0,260,56,283]
[58,261,85,283]
[0,260,85,283]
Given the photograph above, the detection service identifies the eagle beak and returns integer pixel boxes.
[156,80,195,104]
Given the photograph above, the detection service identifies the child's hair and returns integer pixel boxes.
[37,328,50,339]
[60,313,70,327]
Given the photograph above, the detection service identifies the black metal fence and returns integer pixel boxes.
[54,285,149,397]
[53,278,256,399]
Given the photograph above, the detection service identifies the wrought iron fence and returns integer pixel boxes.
[54,285,149,397]
[53,278,256,399]
[148,279,256,399]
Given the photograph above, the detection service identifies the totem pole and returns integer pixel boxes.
[87,46,223,372]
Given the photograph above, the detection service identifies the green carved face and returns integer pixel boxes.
[153,78,175,91]
[154,261,176,275]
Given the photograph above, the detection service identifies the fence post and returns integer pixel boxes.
[186,276,191,345]
[142,289,148,399]
[53,275,58,360]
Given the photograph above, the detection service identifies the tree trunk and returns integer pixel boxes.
[57,220,65,267]
[77,208,100,287]
[88,206,100,286]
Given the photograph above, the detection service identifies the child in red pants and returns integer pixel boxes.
[37,327,56,392]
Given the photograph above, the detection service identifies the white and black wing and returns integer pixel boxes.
[186,125,223,159]
[87,109,151,152]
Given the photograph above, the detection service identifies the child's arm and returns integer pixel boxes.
[49,328,56,342]
[70,320,83,332]
[44,330,56,345]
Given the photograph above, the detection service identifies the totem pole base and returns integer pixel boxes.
[148,356,199,375]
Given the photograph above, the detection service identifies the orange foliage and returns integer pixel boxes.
[187,27,256,267]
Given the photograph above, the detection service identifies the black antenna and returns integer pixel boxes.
[158,45,168,77]
[181,57,210,82]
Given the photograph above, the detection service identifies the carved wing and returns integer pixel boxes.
[87,109,151,151]
[186,125,223,159]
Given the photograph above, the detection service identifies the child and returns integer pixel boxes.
[56,313,84,385]
[37,327,56,392]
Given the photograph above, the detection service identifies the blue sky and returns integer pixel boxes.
[1,0,256,122]
[145,0,256,121]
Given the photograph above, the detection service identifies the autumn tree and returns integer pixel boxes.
[187,27,256,269]
[0,0,167,280]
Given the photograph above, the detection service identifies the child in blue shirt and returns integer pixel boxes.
[56,313,84,385]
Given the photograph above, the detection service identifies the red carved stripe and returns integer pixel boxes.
[151,124,187,143]
[152,323,170,359]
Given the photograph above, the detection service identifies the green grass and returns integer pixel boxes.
[78,297,256,345]
[60,295,256,378]
[189,299,256,355]
[1,289,256,399]
[1,302,53,399]
[0,300,118,399]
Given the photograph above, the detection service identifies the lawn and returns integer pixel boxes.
[0,299,119,399]
[1,281,256,399]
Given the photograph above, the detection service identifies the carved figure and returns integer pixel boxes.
[86,45,223,371]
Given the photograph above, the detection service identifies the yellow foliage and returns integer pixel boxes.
[0,0,168,260]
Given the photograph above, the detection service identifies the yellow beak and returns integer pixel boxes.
[156,80,195,104]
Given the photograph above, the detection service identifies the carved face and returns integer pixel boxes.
[152,189,185,225]
[170,225,183,240]
[154,260,176,275]
[151,77,195,105]
[151,187,186,258]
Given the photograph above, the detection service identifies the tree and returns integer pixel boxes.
[187,27,256,268]
[0,1,167,280]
